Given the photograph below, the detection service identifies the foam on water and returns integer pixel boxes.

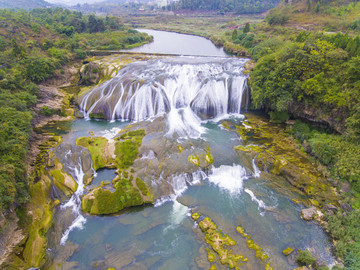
[59,160,87,245]
[79,58,249,138]
[252,158,261,178]
[154,170,207,207]
[244,188,267,214]
[208,164,248,195]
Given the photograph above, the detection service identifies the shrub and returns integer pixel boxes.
[296,250,316,266]
[269,110,289,123]
[293,121,310,141]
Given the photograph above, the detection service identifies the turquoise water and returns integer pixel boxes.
[47,30,334,270]
[48,118,334,269]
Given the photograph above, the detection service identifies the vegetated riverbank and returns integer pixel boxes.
[0,52,163,269]
[0,7,154,268]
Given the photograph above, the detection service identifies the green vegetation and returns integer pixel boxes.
[76,136,109,171]
[296,250,316,266]
[175,0,280,14]
[194,216,248,268]
[114,130,145,169]
[82,176,144,215]
[327,210,360,269]
[0,7,151,214]
[243,1,360,267]
[78,129,152,215]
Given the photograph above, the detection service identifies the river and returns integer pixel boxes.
[45,29,334,270]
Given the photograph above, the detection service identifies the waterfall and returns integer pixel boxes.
[79,58,249,132]
[208,164,249,195]
[59,156,87,245]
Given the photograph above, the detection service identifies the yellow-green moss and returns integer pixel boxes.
[188,154,200,166]
[282,247,294,256]
[228,112,338,205]
[206,248,216,262]
[82,176,146,215]
[194,216,248,268]
[114,130,145,169]
[76,136,109,171]
[191,212,201,221]
[23,176,54,268]
[237,225,269,261]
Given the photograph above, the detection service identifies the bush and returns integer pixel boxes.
[266,8,290,25]
[24,56,58,83]
[296,250,316,266]
[269,110,289,123]
[293,121,310,141]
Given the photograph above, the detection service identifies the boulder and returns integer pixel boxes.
[282,247,294,256]
[301,207,317,221]
[323,204,337,214]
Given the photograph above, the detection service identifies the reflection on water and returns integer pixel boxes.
[123,29,228,57]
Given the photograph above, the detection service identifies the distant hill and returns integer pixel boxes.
[0,0,52,10]
[174,0,281,14]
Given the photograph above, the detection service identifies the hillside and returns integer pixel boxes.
[0,7,152,217]
[175,0,281,14]
[0,0,52,10]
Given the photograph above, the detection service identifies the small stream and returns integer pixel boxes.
[45,30,334,270]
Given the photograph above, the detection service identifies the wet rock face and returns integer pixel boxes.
[78,58,249,121]
[301,207,317,221]
[228,113,339,206]
[78,62,101,86]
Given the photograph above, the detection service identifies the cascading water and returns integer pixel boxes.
[59,156,87,245]
[79,57,249,138]
[47,31,336,270]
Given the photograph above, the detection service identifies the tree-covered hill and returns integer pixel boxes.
[0,0,52,10]
[175,0,281,14]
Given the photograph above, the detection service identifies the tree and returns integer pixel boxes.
[243,23,250,33]
[232,29,238,40]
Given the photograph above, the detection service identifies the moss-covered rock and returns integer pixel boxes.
[193,216,248,268]
[188,148,215,167]
[191,212,201,221]
[22,174,54,268]
[114,129,145,170]
[50,159,77,197]
[76,136,110,171]
[82,176,149,215]
[236,225,269,261]
[282,247,294,256]
[230,113,338,206]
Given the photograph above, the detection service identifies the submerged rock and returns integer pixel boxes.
[282,247,294,256]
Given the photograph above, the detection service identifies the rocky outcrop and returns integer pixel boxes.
[78,62,101,86]
[301,207,317,221]
[229,113,338,206]
[289,102,347,134]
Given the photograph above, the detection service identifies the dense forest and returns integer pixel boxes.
[175,0,281,14]
[0,8,151,214]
